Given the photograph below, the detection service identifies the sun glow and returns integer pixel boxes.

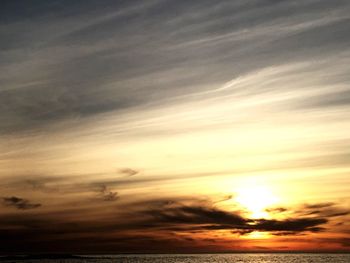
[236,184,278,219]
[245,231,271,239]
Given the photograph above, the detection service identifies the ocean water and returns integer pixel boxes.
[2,253,350,263]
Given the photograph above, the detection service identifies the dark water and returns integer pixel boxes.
[2,254,350,263]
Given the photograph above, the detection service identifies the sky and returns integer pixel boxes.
[1,0,350,254]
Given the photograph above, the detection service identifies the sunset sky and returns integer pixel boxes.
[1,0,350,254]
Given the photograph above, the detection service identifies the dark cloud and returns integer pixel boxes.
[265,207,288,213]
[213,194,233,204]
[118,168,139,177]
[0,195,347,253]
[98,185,119,202]
[298,203,350,218]
[305,202,335,209]
[253,218,326,233]
[0,205,222,253]
[1,196,41,210]
[144,203,328,234]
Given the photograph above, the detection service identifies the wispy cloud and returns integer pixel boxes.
[118,168,139,177]
[2,196,41,210]
[98,184,119,202]
[1,1,350,135]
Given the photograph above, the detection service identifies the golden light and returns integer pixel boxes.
[236,184,279,219]
[243,231,271,239]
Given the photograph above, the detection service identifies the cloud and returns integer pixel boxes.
[1,0,350,135]
[0,194,347,253]
[144,203,328,235]
[213,194,233,204]
[2,196,41,210]
[265,207,288,213]
[299,203,350,218]
[146,205,246,225]
[20,177,62,193]
[118,168,139,177]
[98,185,119,202]
[253,218,326,233]
[305,202,335,209]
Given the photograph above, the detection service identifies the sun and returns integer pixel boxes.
[236,184,278,219]
[242,231,271,239]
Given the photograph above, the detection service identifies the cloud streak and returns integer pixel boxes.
[1,0,350,135]
[2,196,41,210]
[143,203,328,234]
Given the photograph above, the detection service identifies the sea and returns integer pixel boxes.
[1,253,350,263]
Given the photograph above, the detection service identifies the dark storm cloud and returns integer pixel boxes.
[1,196,41,210]
[1,0,350,133]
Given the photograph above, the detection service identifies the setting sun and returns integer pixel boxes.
[236,185,279,218]
[243,231,271,240]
